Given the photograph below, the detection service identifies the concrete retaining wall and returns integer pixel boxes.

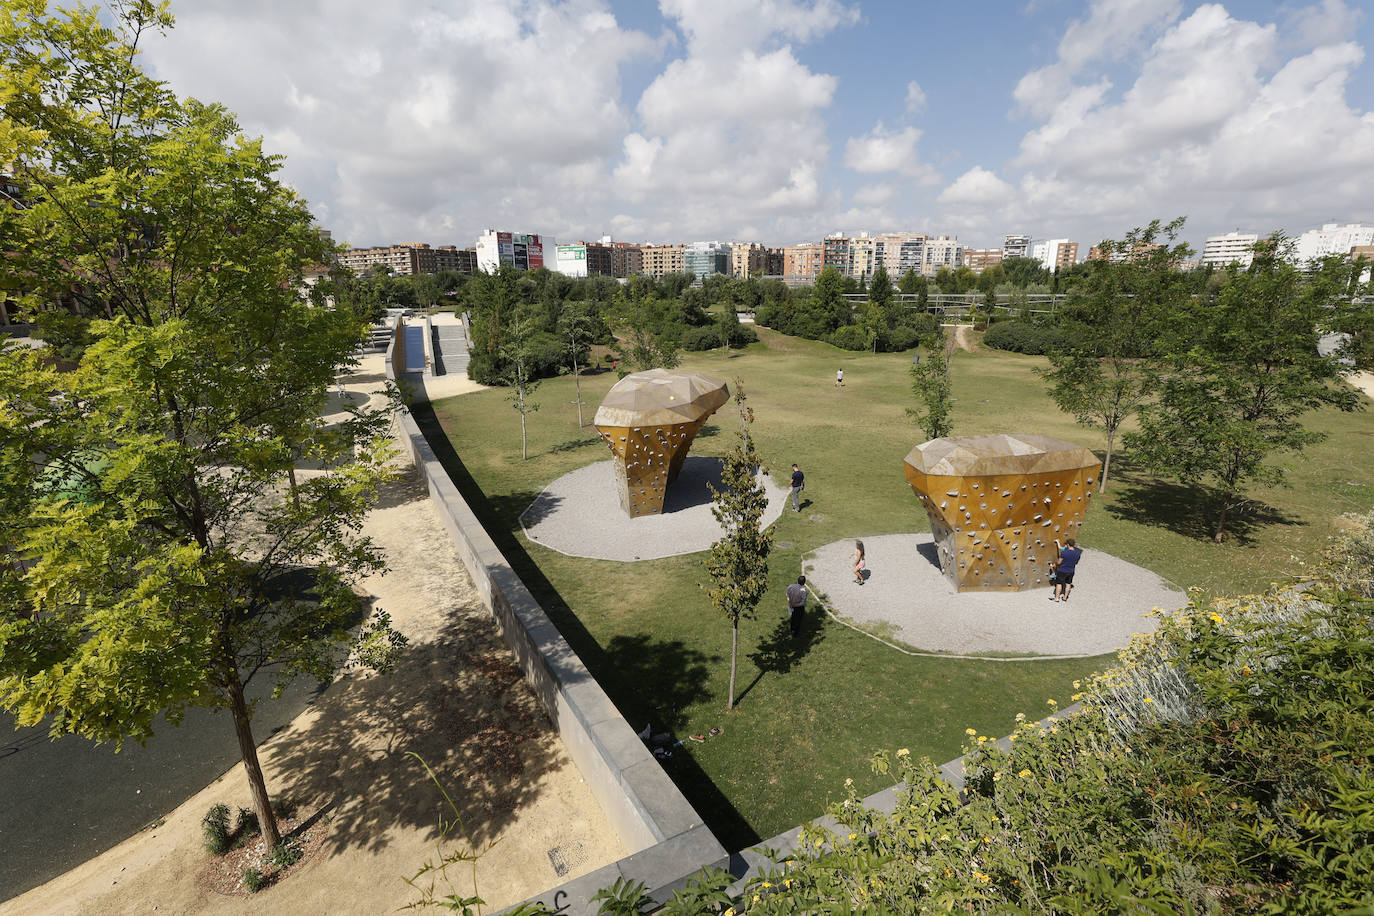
[382,339,726,914]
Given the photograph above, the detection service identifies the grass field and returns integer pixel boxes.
[413,327,1374,849]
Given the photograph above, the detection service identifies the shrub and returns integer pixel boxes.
[242,867,266,894]
[201,803,231,855]
[725,322,758,348]
[269,840,303,869]
[681,325,725,351]
[882,325,924,352]
[828,324,870,351]
[982,320,1073,354]
[234,807,259,843]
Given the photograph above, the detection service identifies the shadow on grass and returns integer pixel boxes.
[598,634,717,734]
[546,435,601,455]
[1105,473,1304,547]
[736,612,827,707]
[408,402,760,849]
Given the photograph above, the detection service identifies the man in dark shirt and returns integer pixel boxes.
[790,463,805,512]
[786,576,808,636]
[1052,537,1083,602]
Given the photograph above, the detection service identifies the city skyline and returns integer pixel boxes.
[138,0,1374,253]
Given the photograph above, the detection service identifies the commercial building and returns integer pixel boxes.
[476,230,547,274]
[554,242,615,278]
[782,243,823,283]
[1003,234,1031,259]
[685,241,730,279]
[1029,238,1078,272]
[1200,232,1260,269]
[962,248,1004,273]
[638,244,685,279]
[1292,223,1374,266]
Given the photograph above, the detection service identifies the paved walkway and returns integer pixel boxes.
[520,458,790,561]
[804,533,1185,658]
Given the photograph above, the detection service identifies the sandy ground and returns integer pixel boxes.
[804,533,1183,658]
[521,458,790,561]
[4,356,622,915]
[1349,370,1374,400]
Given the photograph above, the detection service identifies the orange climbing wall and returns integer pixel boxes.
[594,418,709,518]
[904,437,1101,592]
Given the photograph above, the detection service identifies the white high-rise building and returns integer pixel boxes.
[1200,232,1260,269]
[1292,223,1374,266]
[476,229,548,273]
[1003,234,1030,259]
[1029,238,1077,272]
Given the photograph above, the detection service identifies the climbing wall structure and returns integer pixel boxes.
[903,434,1101,592]
[593,369,730,518]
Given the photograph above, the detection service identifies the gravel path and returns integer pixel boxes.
[521,457,790,561]
[803,533,1185,658]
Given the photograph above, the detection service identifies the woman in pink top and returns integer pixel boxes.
[852,539,866,585]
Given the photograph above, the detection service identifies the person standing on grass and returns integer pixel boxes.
[1052,537,1083,602]
[836,368,844,387]
[786,576,808,637]
[789,463,805,512]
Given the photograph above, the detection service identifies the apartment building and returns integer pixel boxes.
[823,235,852,276]
[850,235,879,281]
[475,229,548,273]
[764,247,784,277]
[962,248,1004,273]
[639,244,686,279]
[1200,232,1259,269]
[783,243,823,283]
[878,234,927,279]
[1003,234,1030,259]
[923,236,964,276]
[730,242,768,278]
[1029,238,1078,272]
[611,243,642,278]
[434,246,478,274]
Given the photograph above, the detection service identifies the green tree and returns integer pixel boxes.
[897,269,925,295]
[810,266,853,333]
[907,346,954,439]
[0,0,403,849]
[1038,219,1191,494]
[703,381,772,711]
[1126,239,1362,542]
[557,303,598,427]
[465,266,521,385]
[503,318,542,460]
[609,296,681,373]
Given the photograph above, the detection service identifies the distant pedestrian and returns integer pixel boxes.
[835,368,844,387]
[789,463,805,512]
[1052,537,1083,602]
[786,576,808,636]
[852,539,866,585]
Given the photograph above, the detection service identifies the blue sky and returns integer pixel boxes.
[140,0,1374,255]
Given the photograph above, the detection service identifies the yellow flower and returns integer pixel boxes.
[974,870,992,883]
[1014,712,1026,723]
[977,735,988,743]
[1241,665,1253,677]
[1208,612,1223,624]
[1071,693,1083,701]
[1072,679,1081,689]
[1143,697,1154,703]
[1018,769,1032,778]
[753,894,761,904]
[1047,698,1058,706]
[761,881,772,888]
[896,747,910,757]
[966,727,977,735]
[849,833,857,840]
[992,771,1002,781]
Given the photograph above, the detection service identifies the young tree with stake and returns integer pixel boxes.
[703,381,772,711]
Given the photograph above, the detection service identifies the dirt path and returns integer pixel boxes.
[952,324,977,352]
[4,359,622,915]
[1349,370,1374,401]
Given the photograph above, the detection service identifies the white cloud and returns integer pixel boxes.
[853,183,896,206]
[950,0,1374,244]
[843,123,940,185]
[905,80,927,114]
[141,0,659,246]
[938,167,1016,206]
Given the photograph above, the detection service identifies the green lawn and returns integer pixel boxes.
[413,327,1374,849]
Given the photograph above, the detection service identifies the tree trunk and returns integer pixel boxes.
[226,673,281,848]
[520,410,528,460]
[1100,428,1114,495]
[573,359,584,427]
[727,618,739,711]
[1213,503,1229,544]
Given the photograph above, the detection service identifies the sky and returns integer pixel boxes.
[136,0,1374,255]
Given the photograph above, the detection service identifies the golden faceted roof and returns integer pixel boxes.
[593,369,730,428]
[904,434,1099,477]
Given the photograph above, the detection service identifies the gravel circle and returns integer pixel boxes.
[803,533,1186,658]
[520,457,790,561]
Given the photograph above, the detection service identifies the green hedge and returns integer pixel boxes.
[982,320,1074,355]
